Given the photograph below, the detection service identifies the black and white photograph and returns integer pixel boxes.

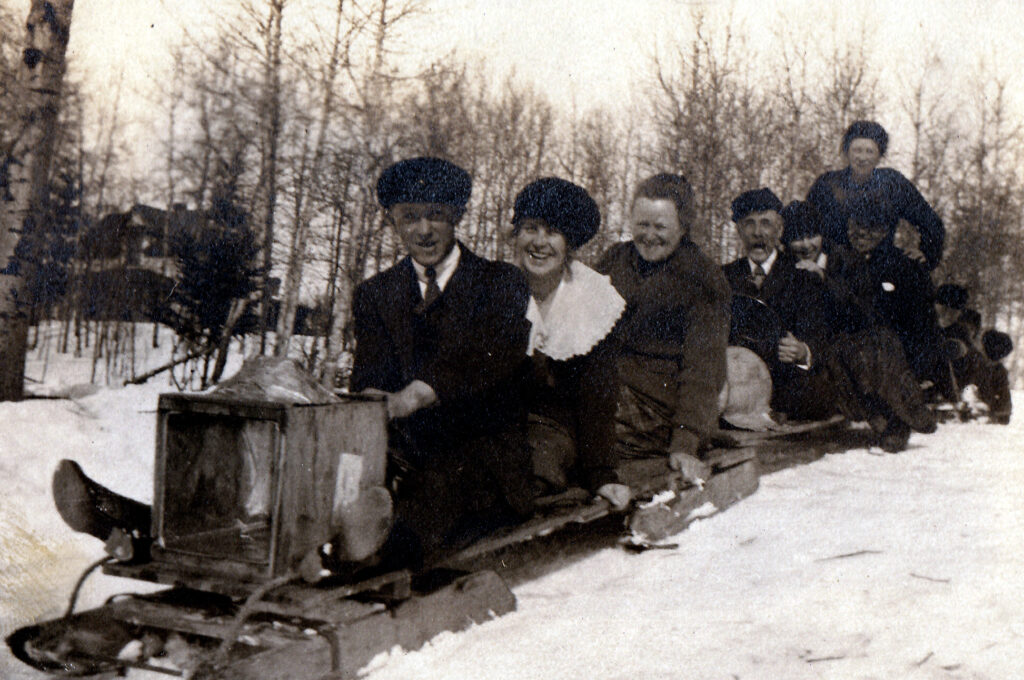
[1,1,1022,678]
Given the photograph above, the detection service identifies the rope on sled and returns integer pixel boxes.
[64,555,116,617]
[211,572,302,667]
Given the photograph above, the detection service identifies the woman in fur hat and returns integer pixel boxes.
[511,177,632,510]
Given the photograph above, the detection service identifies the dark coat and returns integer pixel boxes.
[350,243,533,556]
[722,252,834,419]
[598,240,730,456]
[835,244,945,383]
[807,167,945,270]
[722,252,832,361]
[522,336,620,492]
[818,242,875,335]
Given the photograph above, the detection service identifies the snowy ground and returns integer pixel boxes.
[1,341,1022,679]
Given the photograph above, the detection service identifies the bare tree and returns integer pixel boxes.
[274,0,351,357]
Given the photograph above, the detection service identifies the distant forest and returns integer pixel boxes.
[2,1,1021,388]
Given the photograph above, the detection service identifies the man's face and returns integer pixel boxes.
[845,138,882,180]
[387,202,458,267]
[736,210,783,264]
[847,219,888,255]
[631,197,686,263]
[788,234,823,263]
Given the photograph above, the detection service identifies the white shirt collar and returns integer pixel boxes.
[526,260,625,360]
[411,243,461,296]
[748,248,778,276]
[816,251,828,269]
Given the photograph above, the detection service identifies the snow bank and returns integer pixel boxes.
[2,380,1021,679]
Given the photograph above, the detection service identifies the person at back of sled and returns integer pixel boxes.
[596,173,731,484]
[53,157,536,576]
[722,189,935,451]
[932,284,1013,423]
[509,177,632,511]
[807,120,944,271]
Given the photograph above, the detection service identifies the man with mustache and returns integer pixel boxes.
[349,156,534,568]
[722,188,834,421]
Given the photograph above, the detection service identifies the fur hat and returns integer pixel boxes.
[982,330,1013,362]
[935,284,969,310]
[376,157,471,210]
[512,177,601,250]
[841,120,889,156]
[731,188,782,223]
[780,200,823,244]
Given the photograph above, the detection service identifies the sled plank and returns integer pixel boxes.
[210,571,515,680]
[628,455,760,542]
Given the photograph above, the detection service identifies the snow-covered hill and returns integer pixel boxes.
[1,366,1021,679]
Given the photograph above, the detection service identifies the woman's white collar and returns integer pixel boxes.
[526,260,625,360]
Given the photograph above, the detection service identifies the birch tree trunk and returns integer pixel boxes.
[0,0,75,401]
[257,0,285,354]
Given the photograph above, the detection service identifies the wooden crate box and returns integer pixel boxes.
[148,393,387,586]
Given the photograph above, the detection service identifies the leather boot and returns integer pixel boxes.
[883,366,937,434]
[878,418,912,453]
[52,460,151,544]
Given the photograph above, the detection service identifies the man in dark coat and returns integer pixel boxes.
[807,120,944,270]
[839,193,948,390]
[722,189,833,420]
[724,189,935,451]
[350,156,533,567]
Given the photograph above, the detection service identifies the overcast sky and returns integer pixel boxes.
[7,0,1023,174]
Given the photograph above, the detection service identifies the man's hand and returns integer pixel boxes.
[669,451,710,487]
[778,332,810,365]
[596,483,632,511]
[386,380,438,419]
[794,259,825,279]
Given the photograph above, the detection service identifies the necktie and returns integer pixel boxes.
[419,266,441,312]
[751,263,766,290]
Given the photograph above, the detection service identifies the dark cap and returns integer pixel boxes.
[731,188,782,223]
[935,284,969,310]
[376,157,471,210]
[512,177,600,250]
[780,201,823,244]
[841,120,889,156]
[982,329,1013,362]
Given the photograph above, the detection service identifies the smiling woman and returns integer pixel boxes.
[597,174,732,476]
[510,178,632,511]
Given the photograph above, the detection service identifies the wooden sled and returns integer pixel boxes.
[9,413,865,680]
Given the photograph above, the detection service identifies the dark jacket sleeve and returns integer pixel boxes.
[417,263,531,405]
[807,172,847,246]
[787,270,833,364]
[572,338,620,491]
[350,279,401,393]
[886,169,944,270]
[669,254,731,455]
